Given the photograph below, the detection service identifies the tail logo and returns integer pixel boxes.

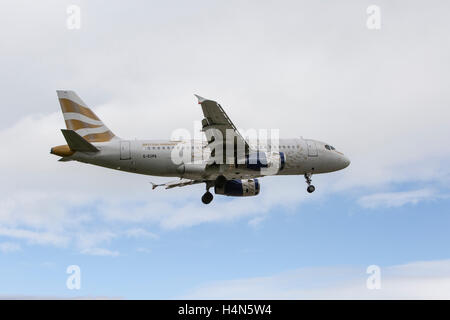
[57,90,116,143]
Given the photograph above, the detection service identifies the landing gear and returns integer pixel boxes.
[201,191,213,204]
[215,175,227,188]
[202,181,215,204]
[304,173,315,193]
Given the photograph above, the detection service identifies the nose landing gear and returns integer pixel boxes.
[304,173,315,193]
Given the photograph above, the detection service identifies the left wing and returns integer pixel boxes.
[151,179,204,190]
[195,95,253,161]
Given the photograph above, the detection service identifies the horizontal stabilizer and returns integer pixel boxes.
[61,129,99,152]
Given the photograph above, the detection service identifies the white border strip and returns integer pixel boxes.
[63,112,104,126]
[76,126,110,137]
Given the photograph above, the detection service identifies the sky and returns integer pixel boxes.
[1,0,450,299]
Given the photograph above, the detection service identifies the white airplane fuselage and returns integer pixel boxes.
[71,137,350,180]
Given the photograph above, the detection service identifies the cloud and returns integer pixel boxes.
[0,0,448,254]
[183,259,450,299]
[123,228,159,239]
[97,177,311,230]
[358,188,438,209]
[80,247,119,257]
[75,231,117,249]
[0,242,21,253]
[0,227,69,247]
[136,247,152,254]
[248,216,266,228]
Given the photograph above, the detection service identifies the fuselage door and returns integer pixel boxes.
[306,140,318,157]
[120,141,131,160]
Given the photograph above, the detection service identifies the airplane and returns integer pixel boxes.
[50,90,350,204]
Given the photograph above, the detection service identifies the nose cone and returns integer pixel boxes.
[341,155,351,169]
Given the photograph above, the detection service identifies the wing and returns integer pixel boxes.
[151,178,204,190]
[195,95,252,160]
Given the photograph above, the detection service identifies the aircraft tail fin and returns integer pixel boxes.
[56,90,116,143]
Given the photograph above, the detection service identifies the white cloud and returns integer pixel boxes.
[75,231,117,249]
[248,216,266,228]
[136,247,152,254]
[80,247,119,257]
[97,177,311,230]
[0,242,21,253]
[0,227,69,247]
[123,228,159,239]
[183,259,450,299]
[0,0,448,251]
[358,188,437,209]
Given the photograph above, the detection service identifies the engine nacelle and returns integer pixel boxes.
[245,151,285,172]
[177,163,206,179]
[214,179,260,197]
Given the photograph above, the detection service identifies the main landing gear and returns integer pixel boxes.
[304,173,315,193]
[201,181,215,204]
[201,191,213,204]
[201,176,226,204]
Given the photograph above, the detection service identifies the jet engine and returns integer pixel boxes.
[214,179,260,197]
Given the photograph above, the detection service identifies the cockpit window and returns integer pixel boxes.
[325,145,331,150]
[330,146,335,150]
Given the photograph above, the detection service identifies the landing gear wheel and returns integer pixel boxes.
[201,191,213,204]
[304,173,315,194]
